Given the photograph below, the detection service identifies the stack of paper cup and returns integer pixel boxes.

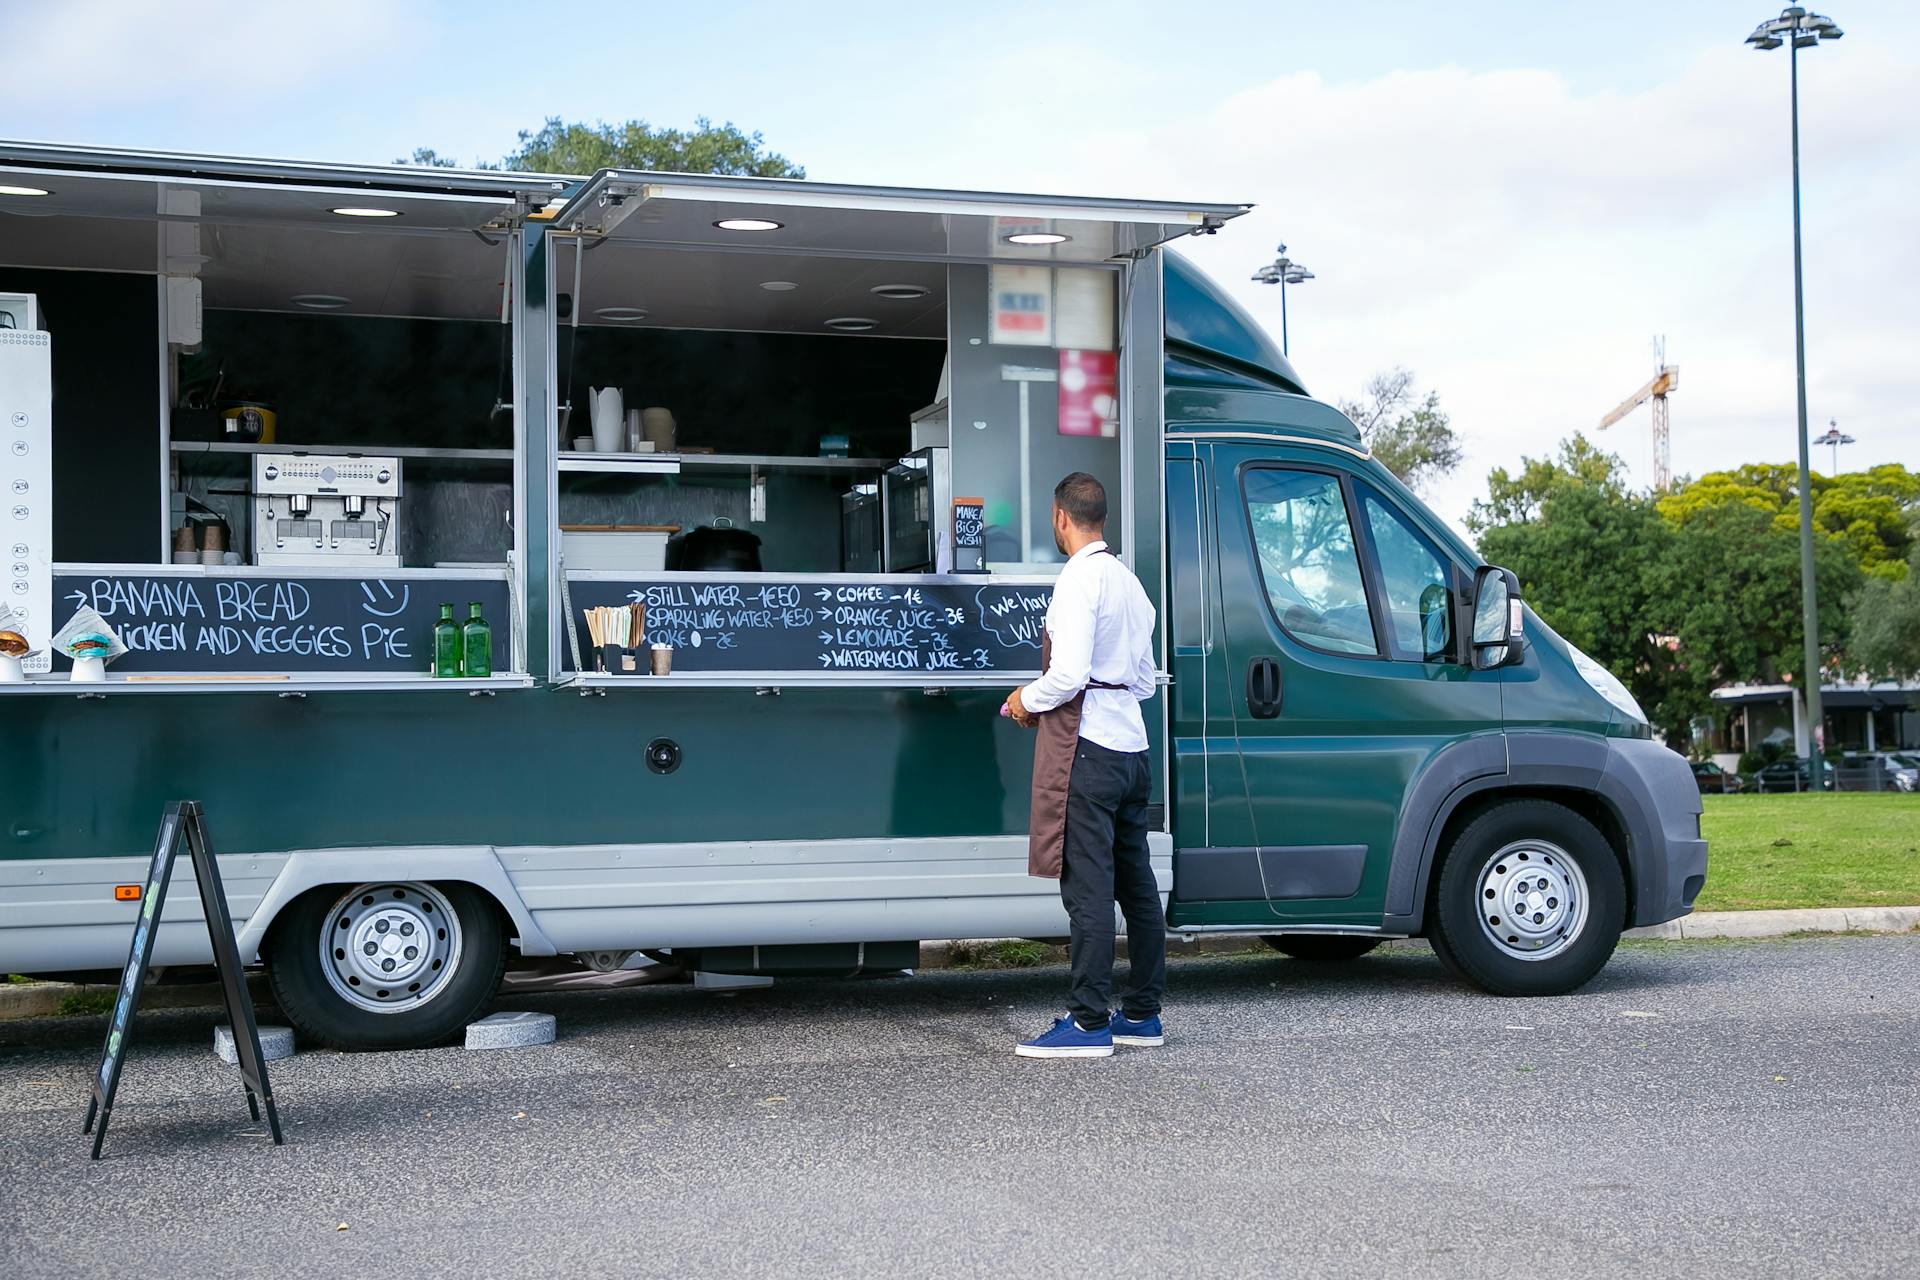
[590,387,625,454]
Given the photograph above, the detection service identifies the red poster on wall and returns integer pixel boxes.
[1057,349,1118,437]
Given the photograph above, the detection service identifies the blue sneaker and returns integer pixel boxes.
[1015,1014,1114,1058]
[1110,1011,1164,1047]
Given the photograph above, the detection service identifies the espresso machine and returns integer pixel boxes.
[251,452,403,568]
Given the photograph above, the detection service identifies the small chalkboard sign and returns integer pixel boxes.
[83,801,283,1159]
[952,497,986,574]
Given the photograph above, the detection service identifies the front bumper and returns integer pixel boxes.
[1601,738,1710,927]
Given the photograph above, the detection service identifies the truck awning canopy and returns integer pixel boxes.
[547,168,1251,263]
[0,140,565,208]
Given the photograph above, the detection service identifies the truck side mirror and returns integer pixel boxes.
[1471,565,1527,670]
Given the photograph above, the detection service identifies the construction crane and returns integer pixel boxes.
[1598,339,1679,490]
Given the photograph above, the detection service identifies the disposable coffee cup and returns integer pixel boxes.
[71,655,106,683]
[650,643,673,676]
[0,654,23,684]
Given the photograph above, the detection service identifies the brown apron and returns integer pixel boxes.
[1026,554,1128,879]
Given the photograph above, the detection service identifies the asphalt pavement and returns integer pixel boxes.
[3,936,1918,1279]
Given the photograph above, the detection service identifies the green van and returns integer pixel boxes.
[0,146,1706,1048]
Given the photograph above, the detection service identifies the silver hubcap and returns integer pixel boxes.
[319,883,462,1014]
[1475,840,1589,962]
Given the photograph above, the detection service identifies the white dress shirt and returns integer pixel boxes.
[1019,540,1158,753]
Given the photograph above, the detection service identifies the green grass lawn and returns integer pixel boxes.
[1698,793,1920,912]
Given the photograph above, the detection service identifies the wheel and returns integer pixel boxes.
[265,881,505,1051]
[1426,800,1625,997]
[1259,935,1384,962]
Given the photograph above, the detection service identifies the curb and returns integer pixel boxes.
[5,909,1915,1021]
[1623,904,1920,941]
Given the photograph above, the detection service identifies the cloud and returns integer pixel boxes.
[0,1,427,122]
[931,43,1919,528]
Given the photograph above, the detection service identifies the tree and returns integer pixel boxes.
[1468,433,1624,530]
[1471,437,1692,739]
[1465,433,1866,749]
[1654,499,1861,693]
[1657,461,1918,582]
[400,118,803,178]
[1850,536,1920,679]
[1336,369,1462,493]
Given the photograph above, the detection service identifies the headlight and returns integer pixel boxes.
[1566,643,1647,723]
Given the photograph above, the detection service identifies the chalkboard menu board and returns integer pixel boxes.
[568,575,1055,675]
[52,570,510,674]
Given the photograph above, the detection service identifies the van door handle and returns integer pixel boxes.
[1245,656,1283,719]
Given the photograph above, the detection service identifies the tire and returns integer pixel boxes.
[265,881,505,1051]
[1260,935,1384,962]
[1426,800,1625,997]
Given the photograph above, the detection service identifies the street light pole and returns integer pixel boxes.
[1748,5,1843,786]
[1251,244,1314,359]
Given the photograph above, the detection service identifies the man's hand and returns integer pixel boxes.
[1004,686,1038,729]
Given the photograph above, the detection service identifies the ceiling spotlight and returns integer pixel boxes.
[331,206,401,218]
[759,280,800,292]
[594,306,649,321]
[291,294,351,310]
[715,218,783,232]
[869,284,930,300]
[824,317,877,332]
[1005,232,1070,245]
[0,185,51,198]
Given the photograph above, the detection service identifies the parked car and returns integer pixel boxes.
[1840,752,1919,793]
[1751,758,1838,793]
[1691,760,1745,794]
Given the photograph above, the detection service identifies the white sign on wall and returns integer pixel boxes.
[988,265,1053,346]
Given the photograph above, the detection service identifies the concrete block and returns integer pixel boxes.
[464,1011,556,1050]
[1842,906,1920,934]
[215,1024,295,1065]
[693,971,774,991]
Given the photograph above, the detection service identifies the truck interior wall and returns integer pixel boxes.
[182,310,510,450]
[946,265,1123,563]
[557,327,944,458]
[9,267,161,562]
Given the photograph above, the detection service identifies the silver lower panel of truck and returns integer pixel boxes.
[0,835,1173,973]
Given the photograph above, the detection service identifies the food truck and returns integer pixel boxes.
[0,143,1706,1049]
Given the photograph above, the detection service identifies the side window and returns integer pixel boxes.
[1359,485,1456,663]
[1241,468,1377,656]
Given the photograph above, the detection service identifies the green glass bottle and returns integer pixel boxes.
[462,602,492,678]
[433,603,463,678]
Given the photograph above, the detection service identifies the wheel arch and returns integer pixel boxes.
[236,846,555,963]
[1383,732,1639,936]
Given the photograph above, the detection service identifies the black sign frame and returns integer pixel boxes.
[83,801,284,1159]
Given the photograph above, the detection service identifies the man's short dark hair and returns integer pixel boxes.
[1053,472,1108,529]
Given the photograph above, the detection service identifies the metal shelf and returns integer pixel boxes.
[0,673,534,697]
[556,452,898,477]
[170,441,514,465]
[554,671,1034,692]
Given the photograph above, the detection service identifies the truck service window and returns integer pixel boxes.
[1242,468,1377,656]
[1359,486,1454,663]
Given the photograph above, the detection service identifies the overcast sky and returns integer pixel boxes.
[3,0,1913,528]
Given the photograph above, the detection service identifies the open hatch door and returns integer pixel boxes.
[547,169,1249,262]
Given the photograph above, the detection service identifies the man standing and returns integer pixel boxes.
[1005,472,1164,1059]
